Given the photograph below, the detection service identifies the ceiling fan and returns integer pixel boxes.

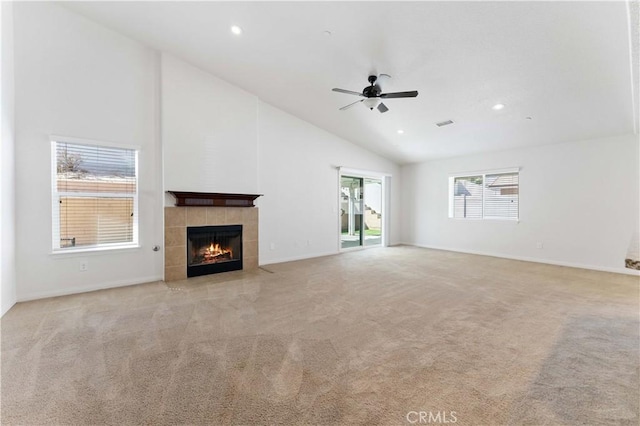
[332,74,418,113]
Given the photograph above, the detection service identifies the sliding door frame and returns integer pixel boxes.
[338,167,391,252]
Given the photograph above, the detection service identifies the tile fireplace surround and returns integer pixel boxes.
[164,207,259,282]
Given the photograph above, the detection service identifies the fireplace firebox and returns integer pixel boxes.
[187,225,243,277]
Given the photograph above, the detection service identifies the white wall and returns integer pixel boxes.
[11,4,402,301]
[9,2,636,304]
[257,101,401,265]
[14,3,164,301]
[162,53,258,199]
[161,54,401,265]
[1,1,17,316]
[401,133,639,274]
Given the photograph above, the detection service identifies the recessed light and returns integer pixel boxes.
[492,103,505,110]
[231,25,243,35]
[397,129,404,134]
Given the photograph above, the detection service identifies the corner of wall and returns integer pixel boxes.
[626,0,639,134]
[1,0,17,317]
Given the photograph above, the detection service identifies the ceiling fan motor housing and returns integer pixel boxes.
[363,85,381,98]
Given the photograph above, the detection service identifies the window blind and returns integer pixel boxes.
[52,141,138,250]
[452,176,483,219]
[484,172,519,219]
[450,170,519,220]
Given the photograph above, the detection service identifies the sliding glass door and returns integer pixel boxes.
[363,178,382,246]
[340,176,363,249]
[340,175,383,249]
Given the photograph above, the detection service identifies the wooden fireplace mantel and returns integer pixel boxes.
[167,191,262,208]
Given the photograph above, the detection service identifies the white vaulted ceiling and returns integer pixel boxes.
[63,1,638,164]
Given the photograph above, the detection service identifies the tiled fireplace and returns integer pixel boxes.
[164,196,259,282]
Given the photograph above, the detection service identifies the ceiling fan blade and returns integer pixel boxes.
[377,102,389,113]
[380,90,419,99]
[339,99,364,111]
[332,88,364,97]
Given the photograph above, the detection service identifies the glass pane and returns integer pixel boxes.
[364,178,382,247]
[59,197,134,248]
[56,142,136,193]
[341,176,363,249]
[453,176,483,218]
[484,173,519,219]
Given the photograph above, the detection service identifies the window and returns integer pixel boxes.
[51,139,138,251]
[449,169,519,220]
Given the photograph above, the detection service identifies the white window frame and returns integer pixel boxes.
[51,136,140,254]
[448,167,520,221]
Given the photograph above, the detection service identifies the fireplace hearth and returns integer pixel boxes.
[187,225,243,277]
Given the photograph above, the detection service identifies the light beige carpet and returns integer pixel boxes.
[2,246,638,425]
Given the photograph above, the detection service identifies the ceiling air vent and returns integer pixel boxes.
[435,119,454,127]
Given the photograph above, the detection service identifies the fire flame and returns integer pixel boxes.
[204,242,232,259]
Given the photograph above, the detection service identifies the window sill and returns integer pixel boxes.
[448,217,519,223]
[50,244,141,257]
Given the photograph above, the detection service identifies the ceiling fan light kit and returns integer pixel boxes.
[332,74,418,113]
[363,98,380,110]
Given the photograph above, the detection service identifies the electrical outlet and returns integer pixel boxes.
[79,260,89,272]
[536,242,544,249]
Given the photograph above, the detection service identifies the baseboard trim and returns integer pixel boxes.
[402,243,640,276]
[14,244,637,302]
[1,295,17,318]
[260,250,339,266]
[17,275,164,302]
